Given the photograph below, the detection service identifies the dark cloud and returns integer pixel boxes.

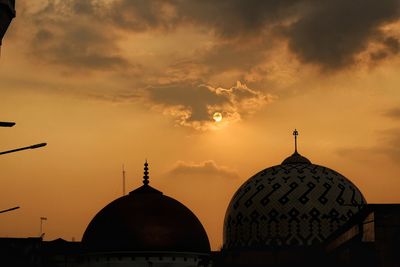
[158,39,273,85]
[173,0,300,38]
[383,36,400,54]
[70,0,99,15]
[23,0,400,72]
[32,24,129,70]
[144,81,271,129]
[27,0,129,71]
[286,0,400,70]
[169,160,239,179]
[93,0,296,36]
[146,82,227,122]
[371,36,400,61]
[199,39,271,74]
[109,0,400,70]
[108,0,180,31]
[370,50,390,61]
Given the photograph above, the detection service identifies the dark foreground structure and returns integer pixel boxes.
[2,134,400,267]
[0,0,15,46]
[2,203,400,267]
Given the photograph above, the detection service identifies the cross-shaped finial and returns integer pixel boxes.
[143,159,149,186]
[293,129,298,153]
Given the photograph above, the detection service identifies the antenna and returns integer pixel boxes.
[122,164,126,196]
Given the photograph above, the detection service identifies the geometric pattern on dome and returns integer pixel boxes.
[223,163,366,249]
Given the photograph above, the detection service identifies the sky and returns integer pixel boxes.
[0,0,400,250]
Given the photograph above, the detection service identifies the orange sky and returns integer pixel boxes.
[1,0,400,250]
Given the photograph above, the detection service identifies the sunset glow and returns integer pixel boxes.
[1,0,400,250]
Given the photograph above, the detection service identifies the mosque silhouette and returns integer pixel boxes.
[2,2,399,266]
[1,131,400,267]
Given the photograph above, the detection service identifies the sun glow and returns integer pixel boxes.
[213,112,223,122]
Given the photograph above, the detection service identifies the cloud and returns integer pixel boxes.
[21,0,400,73]
[24,0,130,71]
[108,0,180,32]
[338,128,400,162]
[383,36,400,54]
[376,128,400,162]
[137,0,400,70]
[169,160,239,179]
[144,81,273,130]
[173,0,299,38]
[198,39,272,74]
[376,128,400,161]
[340,109,400,161]
[285,0,400,70]
[370,35,400,61]
[383,107,400,119]
[108,0,400,70]
[31,25,129,71]
[156,39,276,87]
[84,80,273,130]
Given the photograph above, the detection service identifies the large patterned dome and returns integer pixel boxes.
[223,148,366,250]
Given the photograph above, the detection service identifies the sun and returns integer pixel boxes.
[213,112,223,122]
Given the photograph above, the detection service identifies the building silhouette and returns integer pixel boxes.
[80,161,210,266]
[1,132,400,266]
[0,0,15,47]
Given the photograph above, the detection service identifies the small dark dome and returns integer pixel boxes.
[82,184,210,253]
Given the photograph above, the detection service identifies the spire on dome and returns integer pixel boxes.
[129,159,162,195]
[293,129,298,153]
[282,129,311,165]
[143,160,149,186]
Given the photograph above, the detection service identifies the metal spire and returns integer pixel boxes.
[143,160,149,186]
[293,129,298,153]
[282,129,311,164]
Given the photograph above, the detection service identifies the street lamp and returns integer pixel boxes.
[0,121,15,127]
[0,0,16,46]
[0,143,47,155]
[0,206,19,214]
[0,121,47,155]
[0,117,45,220]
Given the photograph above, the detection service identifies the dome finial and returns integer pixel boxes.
[282,129,311,164]
[143,159,149,186]
[293,129,299,153]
